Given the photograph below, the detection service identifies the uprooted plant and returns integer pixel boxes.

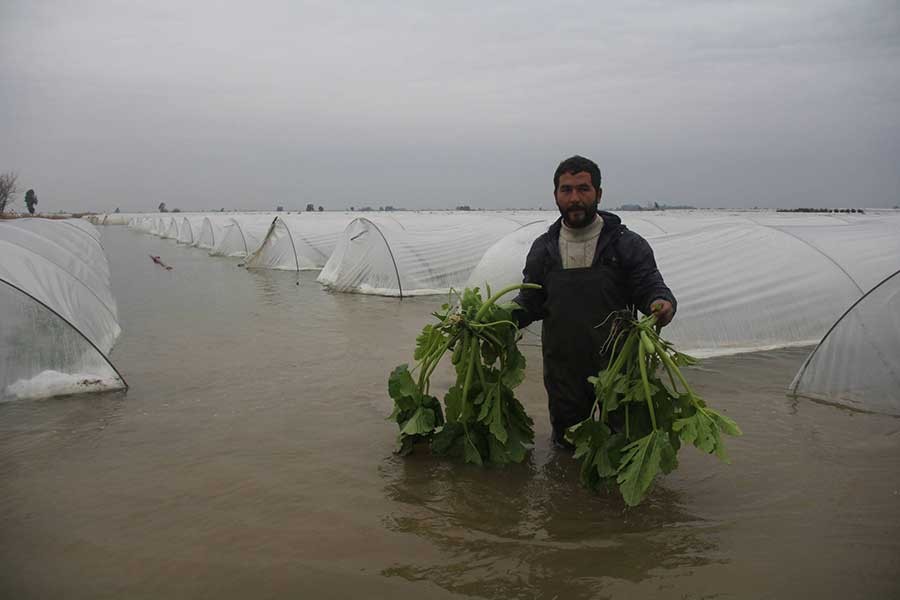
[388,284,540,465]
[566,310,742,506]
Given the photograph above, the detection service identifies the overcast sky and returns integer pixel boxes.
[2,1,898,212]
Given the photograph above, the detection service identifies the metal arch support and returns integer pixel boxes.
[275,217,302,273]
[358,218,404,299]
[789,268,900,396]
[0,278,129,392]
[60,219,106,252]
[743,218,864,295]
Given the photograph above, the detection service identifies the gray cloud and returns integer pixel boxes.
[1,0,898,212]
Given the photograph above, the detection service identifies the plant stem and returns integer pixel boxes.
[474,283,540,322]
[637,342,659,430]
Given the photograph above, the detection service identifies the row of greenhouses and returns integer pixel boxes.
[19,210,897,411]
[117,209,900,415]
[1,218,126,400]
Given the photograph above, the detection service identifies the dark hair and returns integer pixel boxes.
[553,155,601,191]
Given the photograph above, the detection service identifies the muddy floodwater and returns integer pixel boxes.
[2,226,899,599]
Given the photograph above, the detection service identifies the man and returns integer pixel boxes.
[513,155,676,448]
[24,189,37,215]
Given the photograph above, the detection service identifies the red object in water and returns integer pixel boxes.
[149,255,173,270]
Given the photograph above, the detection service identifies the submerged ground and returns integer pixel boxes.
[2,227,899,599]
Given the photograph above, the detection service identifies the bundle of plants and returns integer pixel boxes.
[566,310,742,506]
[388,284,540,465]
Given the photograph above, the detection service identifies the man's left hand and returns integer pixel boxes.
[650,299,674,327]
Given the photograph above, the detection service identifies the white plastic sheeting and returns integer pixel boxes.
[196,216,228,250]
[84,213,131,225]
[466,212,900,357]
[318,215,533,296]
[789,270,900,415]
[244,214,357,271]
[0,219,125,400]
[162,217,180,240]
[177,216,208,245]
[209,216,274,258]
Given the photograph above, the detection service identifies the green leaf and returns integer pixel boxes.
[480,338,499,366]
[400,407,436,436]
[388,364,418,403]
[673,411,730,461]
[488,393,508,444]
[463,433,484,466]
[503,423,529,463]
[477,392,493,421]
[672,351,698,367]
[594,432,625,478]
[616,431,664,507]
[500,348,526,389]
[444,385,462,422]
[659,432,679,474]
[710,410,743,436]
[413,325,437,361]
[432,422,464,455]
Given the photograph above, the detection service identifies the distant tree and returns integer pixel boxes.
[172,208,181,213]
[276,206,284,212]
[24,188,38,215]
[158,202,168,213]
[220,207,225,212]
[349,206,355,211]
[0,171,18,214]
[306,203,315,212]
[114,207,121,213]
[317,205,324,212]
[455,205,471,211]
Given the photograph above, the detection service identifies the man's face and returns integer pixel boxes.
[555,171,601,228]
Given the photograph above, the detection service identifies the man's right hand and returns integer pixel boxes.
[650,299,674,327]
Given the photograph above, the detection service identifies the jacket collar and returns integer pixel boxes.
[544,210,625,265]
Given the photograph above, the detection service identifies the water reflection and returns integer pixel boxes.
[379,448,721,599]
[245,267,302,307]
[0,389,126,471]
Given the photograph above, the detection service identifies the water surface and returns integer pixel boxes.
[1,227,898,599]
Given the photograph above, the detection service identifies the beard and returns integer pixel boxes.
[558,197,599,229]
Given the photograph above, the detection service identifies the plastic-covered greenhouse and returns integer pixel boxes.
[196,216,229,250]
[467,211,900,357]
[318,215,542,296]
[177,216,208,245]
[0,218,125,400]
[788,270,900,415]
[209,216,274,258]
[244,213,358,271]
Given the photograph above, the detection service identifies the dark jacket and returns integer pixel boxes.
[513,210,677,440]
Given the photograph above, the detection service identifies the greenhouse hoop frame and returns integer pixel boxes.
[0,278,129,392]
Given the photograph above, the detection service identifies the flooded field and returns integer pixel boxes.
[2,226,899,599]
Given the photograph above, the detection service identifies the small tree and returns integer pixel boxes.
[158,202,168,213]
[317,205,324,212]
[0,172,18,214]
[306,203,315,212]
